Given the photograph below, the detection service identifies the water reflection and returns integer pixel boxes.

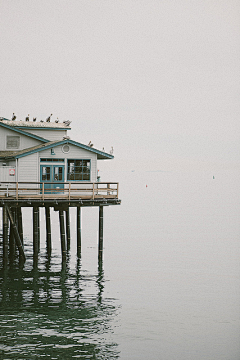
[0,253,119,359]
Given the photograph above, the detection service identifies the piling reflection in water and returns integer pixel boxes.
[0,252,120,359]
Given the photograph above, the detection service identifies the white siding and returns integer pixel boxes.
[24,129,67,141]
[39,144,98,182]
[0,127,42,151]
[0,166,16,181]
[18,153,38,182]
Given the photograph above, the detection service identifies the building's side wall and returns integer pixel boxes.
[0,127,42,151]
[0,165,16,182]
[39,144,98,182]
[17,153,39,182]
[24,129,67,141]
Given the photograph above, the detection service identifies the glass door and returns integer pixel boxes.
[40,165,65,193]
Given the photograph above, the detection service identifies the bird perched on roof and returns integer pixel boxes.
[25,114,30,121]
[110,146,114,155]
[12,113,16,121]
[46,114,52,122]
[40,120,44,122]
[33,117,37,122]
[63,135,70,140]
[55,118,59,123]
[88,141,93,147]
[63,120,71,126]
[102,147,105,152]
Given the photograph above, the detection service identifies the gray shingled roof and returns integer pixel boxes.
[0,118,70,129]
[0,139,113,160]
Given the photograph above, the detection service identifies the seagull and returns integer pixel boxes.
[33,117,37,122]
[25,114,30,121]
[88,141,93,147]
[63,120,71,126]
[12,113,16,121]
[46,114,52,122]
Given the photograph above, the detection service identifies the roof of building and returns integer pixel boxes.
[0,120,49,143]
[0,118,71,130]
[0,139,114,160]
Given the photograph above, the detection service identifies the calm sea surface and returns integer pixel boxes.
[0,169,240,359]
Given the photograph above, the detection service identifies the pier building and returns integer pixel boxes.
[0,116,121,264]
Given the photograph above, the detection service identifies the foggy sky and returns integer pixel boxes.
[0,0,239,172]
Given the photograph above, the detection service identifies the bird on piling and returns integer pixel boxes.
[12,113,16,121]
[46,114,52,122]
[25,114,30,121]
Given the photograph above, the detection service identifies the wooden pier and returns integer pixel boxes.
[0,181,121,265]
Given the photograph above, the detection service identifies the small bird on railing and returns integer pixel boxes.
[46,114,52,122]
[25,114,30,121]
[33,117,37,122]
[12,113,16,121]
[88,141,93,147]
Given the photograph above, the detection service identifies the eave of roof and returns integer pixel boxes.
[0,139,114,160]
[0,121,48,143]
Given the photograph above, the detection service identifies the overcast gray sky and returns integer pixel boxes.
[0,0,239,172]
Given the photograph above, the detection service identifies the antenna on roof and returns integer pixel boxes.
[12,113,16,121]
[46,114,52,122]
[25,114,30,121]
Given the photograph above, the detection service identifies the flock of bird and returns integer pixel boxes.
[10,113,113,154]
[11,113,71,126]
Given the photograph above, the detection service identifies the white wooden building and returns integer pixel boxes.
[0,117,113,191]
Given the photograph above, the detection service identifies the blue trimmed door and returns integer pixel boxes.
[40,165,65,193]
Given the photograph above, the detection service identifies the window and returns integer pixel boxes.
[67,159,91,181]
[6,136,20,149]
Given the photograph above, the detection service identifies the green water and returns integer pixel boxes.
[0,254,120,359]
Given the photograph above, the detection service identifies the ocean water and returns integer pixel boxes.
[0,169,240,359]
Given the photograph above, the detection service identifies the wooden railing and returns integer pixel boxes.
[0,182,119,200]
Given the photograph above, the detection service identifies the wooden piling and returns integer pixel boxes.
[45,207,51,255]
[2,206,8,264]
[65,208,71,251]
[98,206,103,260]
[6,206,26,262]
[33,206,39,260]
[17,207,24,245]
[59,210,66,260]
[77,207,81,256]
[37,207,40,252]
[9,207,16,259]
